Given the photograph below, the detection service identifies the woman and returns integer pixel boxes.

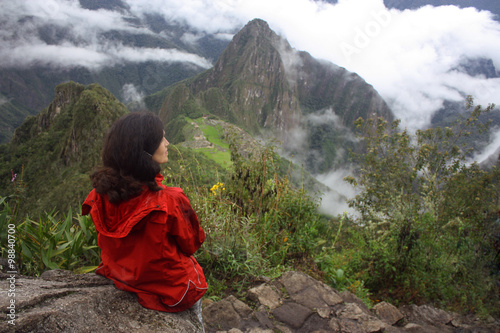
[82,112,207,326]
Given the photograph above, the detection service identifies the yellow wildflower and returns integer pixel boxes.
[210,182,225,196]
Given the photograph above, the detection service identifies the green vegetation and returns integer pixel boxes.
[191,117,233,168]
[196,118,227,147]
[333,96,500,315]
[0,94,498,317]
[0,82,128,218]
[196,148,231,168]
[0,198,100,276]
[0,94,35,144]
[0,140,326,300]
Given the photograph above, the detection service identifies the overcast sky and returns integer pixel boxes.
[2,0,499,131]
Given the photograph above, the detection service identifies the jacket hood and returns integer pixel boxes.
[82,174,168,238]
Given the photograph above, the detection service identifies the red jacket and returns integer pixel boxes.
[82,174,208,312]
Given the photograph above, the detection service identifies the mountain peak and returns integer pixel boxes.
[177,19,299,134]
[157,19,393,173]
[237,18,276,39]
[213,18,286,74]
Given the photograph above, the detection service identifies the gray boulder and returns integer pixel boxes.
[203,271,499,333]
[0,270,203,332]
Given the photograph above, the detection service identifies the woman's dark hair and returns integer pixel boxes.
[90,112,165,203]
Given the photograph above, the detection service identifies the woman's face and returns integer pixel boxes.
[152,132,169,164]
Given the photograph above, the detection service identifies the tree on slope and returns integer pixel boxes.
[344,96,500,315]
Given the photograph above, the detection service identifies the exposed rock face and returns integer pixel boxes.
[157,19,302,136]
[204,271,499,333]
[197,19,301,134]
[1,270,498,333]
[0,270,203,333]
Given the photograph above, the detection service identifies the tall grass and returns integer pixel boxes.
[0,197,100,276]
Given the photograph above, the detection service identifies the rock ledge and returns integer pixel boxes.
[1,270,498,333]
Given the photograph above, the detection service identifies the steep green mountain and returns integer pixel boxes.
[146,19,394,174]
[0,82,129,217]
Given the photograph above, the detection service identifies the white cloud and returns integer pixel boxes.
[0,0,212,70]
[0,95,8,106]
[469,127,500,165]
[308,108,342,127]
[0,40,212,70]
[348,4,500,131]
[122,83,145,109]
[180,32,204,46]
[213,32,235,41]
[2,0,139,39]
[316,168,359,217]
[124,0,244,33]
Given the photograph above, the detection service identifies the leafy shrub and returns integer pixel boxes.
[0,197,100,276]
[341,97,500,315]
